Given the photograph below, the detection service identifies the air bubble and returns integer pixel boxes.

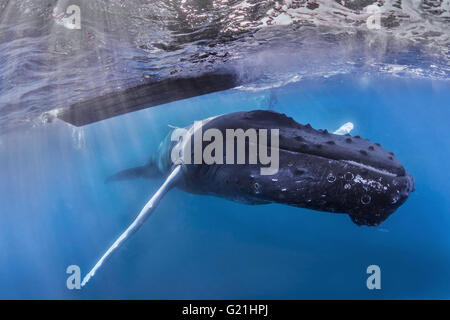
[327,173,336,183]
[345,172,354,181]
[344,184,351,190]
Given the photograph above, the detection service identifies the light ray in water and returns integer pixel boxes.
[81,165,182,287]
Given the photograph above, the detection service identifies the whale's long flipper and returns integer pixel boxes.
[81,165,182,287]
[57,73,237,127]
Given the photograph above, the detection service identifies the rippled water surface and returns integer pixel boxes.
[0,0,449,133]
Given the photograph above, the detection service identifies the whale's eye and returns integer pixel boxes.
[391,194,400,204]
[253,182,262,194]
[361,195,371,205]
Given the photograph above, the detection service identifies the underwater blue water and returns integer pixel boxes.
[0,74,449,299]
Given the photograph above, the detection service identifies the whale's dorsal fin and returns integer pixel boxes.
[333,122,354,135]
[82,165,183,287]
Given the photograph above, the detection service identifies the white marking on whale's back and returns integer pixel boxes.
[333,122,354,135]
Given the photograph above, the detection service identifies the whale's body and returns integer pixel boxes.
[83,110,414,285]
[110,110,414,226]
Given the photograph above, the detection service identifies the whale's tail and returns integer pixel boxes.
[82,165,182,287]
[105,161,162,183]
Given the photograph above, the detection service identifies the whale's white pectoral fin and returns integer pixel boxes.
[333,122,354,135]
[81,165,183,287]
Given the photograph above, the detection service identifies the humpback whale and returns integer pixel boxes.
[82,110,414,286]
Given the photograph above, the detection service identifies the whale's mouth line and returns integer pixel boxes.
[280,146,402,177]
[342,160,399,177]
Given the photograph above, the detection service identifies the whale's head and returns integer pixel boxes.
[178,110,415,226]
[299,153,416,227]
[251,110,416,226]
[319,158,415,227]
